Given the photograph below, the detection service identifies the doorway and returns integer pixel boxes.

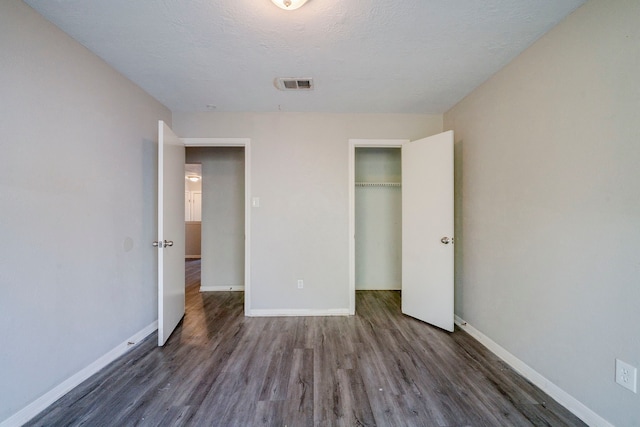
[185,163,202,260]
[183,137,252,317]
[348,139,407,314]
[185,147,246,293]
[354,147,402,291]
[157,124,252,345]
[348,133,455,331]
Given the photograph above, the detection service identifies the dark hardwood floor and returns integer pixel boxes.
[27,259,586,426]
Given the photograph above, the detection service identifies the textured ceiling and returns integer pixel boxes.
[25,0,585,114]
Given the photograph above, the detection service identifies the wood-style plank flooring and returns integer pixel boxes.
[27,259,586,426]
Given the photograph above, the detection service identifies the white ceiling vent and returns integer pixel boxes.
[275,77,314,91]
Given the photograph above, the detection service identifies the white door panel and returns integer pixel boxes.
[192,192,202,222]
[402,130,454,332]
[158,121,185,346]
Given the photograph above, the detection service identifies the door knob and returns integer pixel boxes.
[152,241,161,248]
[164,240,174,247]
[440,237,454,244]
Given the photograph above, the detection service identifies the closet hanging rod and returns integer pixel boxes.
[355,182,401,187]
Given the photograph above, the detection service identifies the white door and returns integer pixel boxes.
[185,191,191,221]
[157,121,186,346]
[402,130,454,332]
[192,192,202,222]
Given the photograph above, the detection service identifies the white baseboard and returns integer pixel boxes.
[200,285,244,292]
[0,321,158,427]
[248,308,351,317]
[454,316,613,427]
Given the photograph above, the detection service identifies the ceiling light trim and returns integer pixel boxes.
[270,0,309,11]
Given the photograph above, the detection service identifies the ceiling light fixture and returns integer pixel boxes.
[270,0,309,10]
[186,175,201,182]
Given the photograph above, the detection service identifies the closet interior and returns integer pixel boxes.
[355,147,402,290]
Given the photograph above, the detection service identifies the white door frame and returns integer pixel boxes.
[348,139,408,315]
[183,137,252,316]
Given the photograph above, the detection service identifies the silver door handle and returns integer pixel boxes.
[153,241,161,248]
[441,237,454,244]
[164,240,174,247]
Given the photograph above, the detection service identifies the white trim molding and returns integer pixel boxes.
[0,322,158,427]
[248,308,351,317]
[454,316,614,427]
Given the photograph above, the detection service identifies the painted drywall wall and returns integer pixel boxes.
[185,178,202,192]
[185,222,202,257]
[0,0,171,422]
[355,148,402,290]
[186,148,245,289]
[444,0,640,425]
[173,113,442,310]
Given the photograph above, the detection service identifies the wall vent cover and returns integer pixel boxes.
[275,77,314,91]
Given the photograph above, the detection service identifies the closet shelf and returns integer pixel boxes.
[355,182,401,187]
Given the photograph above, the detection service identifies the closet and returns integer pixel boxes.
[350,132,454,330]
[355,147,402,290]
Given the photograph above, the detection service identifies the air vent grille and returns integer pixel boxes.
[276,77,314,91]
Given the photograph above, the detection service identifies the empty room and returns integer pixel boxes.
[1,0,638,426]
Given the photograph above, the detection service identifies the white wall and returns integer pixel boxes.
[174,113,442,311]
[185,222,201,257]
[0,0,170,422]
[355,148,402,290]
[444,1,640,425]
[186,148,245,289]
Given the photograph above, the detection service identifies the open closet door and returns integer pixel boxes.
[156,121,186,346]
[401,130,454,332]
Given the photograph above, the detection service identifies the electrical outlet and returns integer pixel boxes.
[297,279,304,289]
[615,359,637,393]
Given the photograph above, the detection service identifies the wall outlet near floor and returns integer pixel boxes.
[615,359,637,393]
[297,279,304,289]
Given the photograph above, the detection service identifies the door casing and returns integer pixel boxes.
[348,139,408,315]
